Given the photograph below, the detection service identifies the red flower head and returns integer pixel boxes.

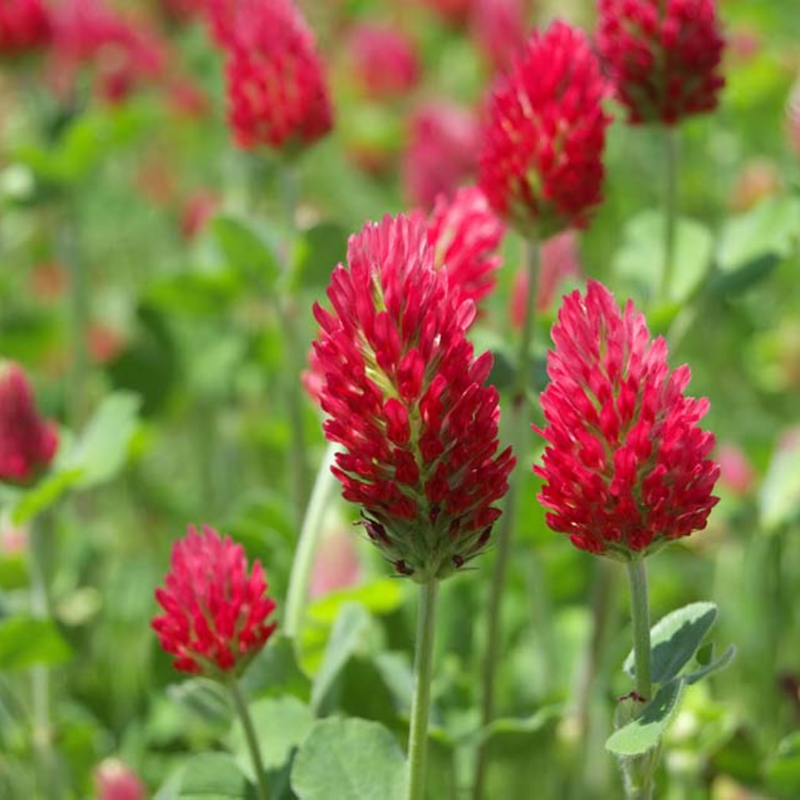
[479,21,610,238]
[312,214,515,581]
[94,759,146,800]
[51,0,166,104]
[0,362,59,486]
[471,0,528,73]
[348,23,419,100]
[0,0,51,58]
[426,186,506,311]
[224,0,333,153]
[597,0,726,125]
[534,281,719,558]
[152,525,277,676]
[404,101,480,210]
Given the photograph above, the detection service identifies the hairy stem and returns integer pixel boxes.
[229,679,270,800]
[472,240,540,800]
[407,580,439,800]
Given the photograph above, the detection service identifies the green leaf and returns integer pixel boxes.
[213,216,281,291]
[291,718,407,800]
[684,644,737,685]
[614,210,713,303]
[717,196,800,273]
[759,433,800,532]
[310,603,373,711]
[229,696,313,773]
[606,678,685,756]
[168,678,232,728]
[0,616,72,670]
[767,733,800,796]
[68,392,141,488]
[241,634,312,702]
[161,753,256,800]
[624,602,717,684]
[291,222,349,291]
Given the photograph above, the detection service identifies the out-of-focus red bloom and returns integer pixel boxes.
[597,0,726,125]
[0,0,52,58]
[717,443,755,496]
[534,281,719,558]
[511,230,582,326]
[479,21,610,237]
[727,26,760,64]
[0,514,28,557]
[29,260,68,303]
[166,76,209,119]
[730,158,780,213]
[404,102,480,210]
[471,0,528,72]
[0,362,59,486]
[348,23,419,99]
[788,81,800,157]
[159,0,204,25]
[426,186,505,311]
[152,525,277,676]
[94,759,146,800]
[51,0,166,104]
[87,323,125,365]
[180,191,218,240]
[422,0,472,26]
[312,214,515,581]
[309,530,362,599]
[224,0,333,153]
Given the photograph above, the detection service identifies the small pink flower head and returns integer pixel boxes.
[0,0,52,58]
[597,0,726,126]
[0,362,59,486]
[534,281,719,558]
[427,186,506,311]
[93,759,146,800]
[479,21,610,238]
[404,101,480,210]
[348,23,419,100]
[309,530,362,599]
[717,443,755,496]
[312,214,515,581]
[787,80,800,158]
[224,0,333,153]
[511,231,582,326]
[471,0,528,73]
[152,525,277,676]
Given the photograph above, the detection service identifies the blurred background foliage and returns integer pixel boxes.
[0,0,799,798]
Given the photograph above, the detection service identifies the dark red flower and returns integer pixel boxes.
[404,101,480,210]
[152,525,277,676]
[471,0,528,72]
[479,21,610,237]
[0,362,59,485]
[224,0,333,152]
[422,0,472,26]
[0,0,51,58]
[597,0,726,125]
[534,281,719,558]
[312,214,515,581]
[348,23,419,100]
[50,0,166,104]
[426,186,505,311]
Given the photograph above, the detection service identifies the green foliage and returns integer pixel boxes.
[0,616,71,670]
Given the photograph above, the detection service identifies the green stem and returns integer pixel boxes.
[624,558,655,800]
[472,240,540,800]
[662,127,679,303]
[407,580,439,800]
[29,519,60,800]
[284,442,339,640]
[229,680,270,800]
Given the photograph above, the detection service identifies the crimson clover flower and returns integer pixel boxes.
[312,214,515,581]
[152,525,277,676]
[534,281,719,558]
